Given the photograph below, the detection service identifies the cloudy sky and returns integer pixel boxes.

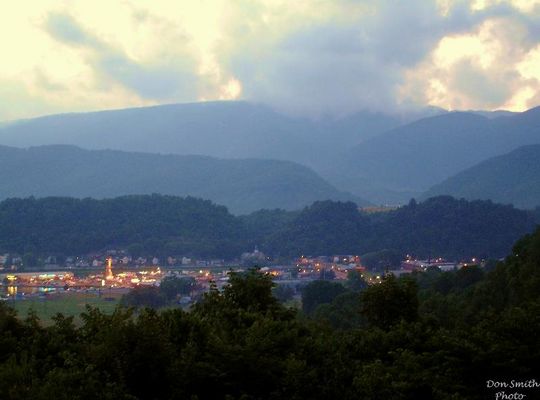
[1,0,540,120]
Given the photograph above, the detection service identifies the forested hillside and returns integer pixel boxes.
[3,101,539,206]
[326,106,540,203]
[0,195,245,259]
[0,195,536,261]
[1,227,540,399]
[424,144,540,209]
[0,101,402,171]
[261,196,537,259]
[0,145,365,214]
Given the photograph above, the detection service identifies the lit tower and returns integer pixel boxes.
[105,257,114,280]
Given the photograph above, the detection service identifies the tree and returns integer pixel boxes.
[345,270,368,292]
[360,249,402,271]
[120,286,167,308]
[159,276,196,300]
[361,275,418,329]
[313,291,364,329]
[455,265,484,290]
[302,280,346,315]
[223,269,280,314]
[273,284,295,303]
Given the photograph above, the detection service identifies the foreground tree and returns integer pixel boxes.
[301,280,347,315]
[361,274,419,329]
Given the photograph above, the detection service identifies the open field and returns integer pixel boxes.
[9,291,123,325]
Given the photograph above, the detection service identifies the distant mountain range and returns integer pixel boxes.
[0,145,366,214]
[1,101,538,206]
[325,107,540,203]
[0,101,404,172]
[424,145,540,209]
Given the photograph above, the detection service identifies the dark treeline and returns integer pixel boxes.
[0,195,244,259]
[0,194,537,261]
[120,276,199,309]
[2,228,540,399]
[261,196,539,259]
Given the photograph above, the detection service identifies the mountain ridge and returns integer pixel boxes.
[2,101,538,205]
[0,101,403,169]
[325,107,540,203]
[0,144,368,214]
[423,144,540,209]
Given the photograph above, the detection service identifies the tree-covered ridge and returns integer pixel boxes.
[0,195,245,259]
[262,196,537,259]
[0,195,536,260]
[2,227,540,399]
[328,106,540,203]
[424,144,540,209]
[3,100,539,206]
[0,144,366,214]
[0,101,402,171]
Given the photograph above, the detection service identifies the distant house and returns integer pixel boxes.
[388,269,413,277]
[92,259,103,268]
[401,259,458,271]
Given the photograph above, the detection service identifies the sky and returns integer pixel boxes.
[1,0,540,121]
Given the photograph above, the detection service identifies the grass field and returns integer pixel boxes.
[10,291,123,325]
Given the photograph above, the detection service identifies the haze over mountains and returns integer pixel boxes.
[0,101,404,171]
[326,107,540,203]
[0,145,365,214]
[424,145,540,209]
[1,101,539,209]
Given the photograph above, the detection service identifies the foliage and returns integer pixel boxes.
[120,286,167,309]
[1,225,540,400]
[265,200,371,257]
[272,284,295,303]
[425,144,540,209]
[345,270,368,292]
[121,276,198,308]
[362,196,536,260]
[0,195,245,259]
[301,280,346,315]
[261,196,536,260]
[0,195,536,264]
[360,249,402,271]
[0,142,364,215]
[159,276,197,300]
[360,275,419,329]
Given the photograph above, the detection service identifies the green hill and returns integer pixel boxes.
[3,101,538,206]
[324,107,540,203]
[423,145,540,209]
[259,196,537,260]
[0,195,245,259]
[0,145,365,214]
[0,195,535,260]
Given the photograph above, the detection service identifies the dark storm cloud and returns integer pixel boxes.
[45,13,103,49]
[39,2,540,116]
[229,0,540,115]
[97,55,196,99]
[44,12,197,101]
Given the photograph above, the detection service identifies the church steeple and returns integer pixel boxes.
[105,257,114,280]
